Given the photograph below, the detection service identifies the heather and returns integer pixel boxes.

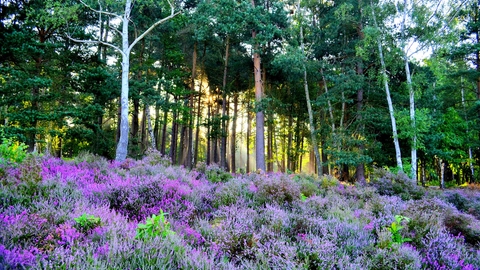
[0,152,479,269]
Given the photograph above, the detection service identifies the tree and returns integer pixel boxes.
[296,0,322,175]
[66,0,180,161]
[367,0,403,170]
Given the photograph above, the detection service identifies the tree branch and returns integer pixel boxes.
[66,34,124,56]
[128,1,181,51]
[79,0,122,20]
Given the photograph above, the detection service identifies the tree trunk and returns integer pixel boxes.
[220,36,230,169]
[267,115,274,172]
[154,103,160,150]
[231,93,238,172]
[207,104,212,165]
[294,119,301,172]
[247,100,252,172]
[141,103,147,153]
[146,104,155,150]
[116,99,121,145]
[170,102,178,163]
[371,3,403,170]
[115,1,133,161]
[400,0,417,180]
[440,158,445,189]
[160,110,168,155]
[186,42,198,169]
[287,113,293,171]
[194,78,202,167]
[297,9,323,175]
[251,0,266,172]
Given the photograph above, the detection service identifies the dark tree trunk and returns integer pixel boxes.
[160,110,168,155]
[220,36,230,170]
[132,97,140,155]
[141,104,147,151]
[207,104,211,165]
[294,119,301,172]
[247,100,252,172]
[170,99,178,163]
[154,103,160,150]
[230,93,238,172]
[287,113,293,171]
[267,115,274,172]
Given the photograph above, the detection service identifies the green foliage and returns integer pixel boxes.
[293,173,320,197]
[74,213,102,234]
[387,215,412,245]
[396,108,432,151]
[205,164,233,183]
[0,137,28,165]
[319,175,339,189]
[136,210,175,240]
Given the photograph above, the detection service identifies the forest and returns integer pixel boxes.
[1,1,480,268]
[1,0,480,184]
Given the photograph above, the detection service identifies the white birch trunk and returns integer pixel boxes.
[399,0,417,181]
[70,0,179,161]
[439,158,445,189]
[371,3,403,170]
[405,57,417,180]
[115,1,131,161]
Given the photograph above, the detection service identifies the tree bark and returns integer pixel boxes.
[194,77,202,167]
[297,5,322,175]
[160,110,168,155]
[170,100,178,163]
[371,2,403,170]
[247,99,252,172]
[231,93,238,172]
[251,0,266,172]
[220,36,230,169]
[146,104,155,150]
[154,103,160,150]
[207,103,212,165]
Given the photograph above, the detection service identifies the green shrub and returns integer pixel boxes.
[294,173,320,198]
[0,137,28,165]
[74,213,102,234]
[319,174,339,189]
[205,164,232,183]
[386,215,412,246]
[136,210,175,240]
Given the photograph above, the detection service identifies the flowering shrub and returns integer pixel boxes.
[369,167,425,200]
[0,156,479,269]
[254,173,301,205]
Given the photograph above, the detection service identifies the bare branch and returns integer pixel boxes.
[66,34,124,56]
[79,0,122,20]
[128,2,181,52]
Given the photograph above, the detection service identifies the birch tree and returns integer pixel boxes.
[393,0,449,181]
[368,0,403,170]
[66,0,180,161]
